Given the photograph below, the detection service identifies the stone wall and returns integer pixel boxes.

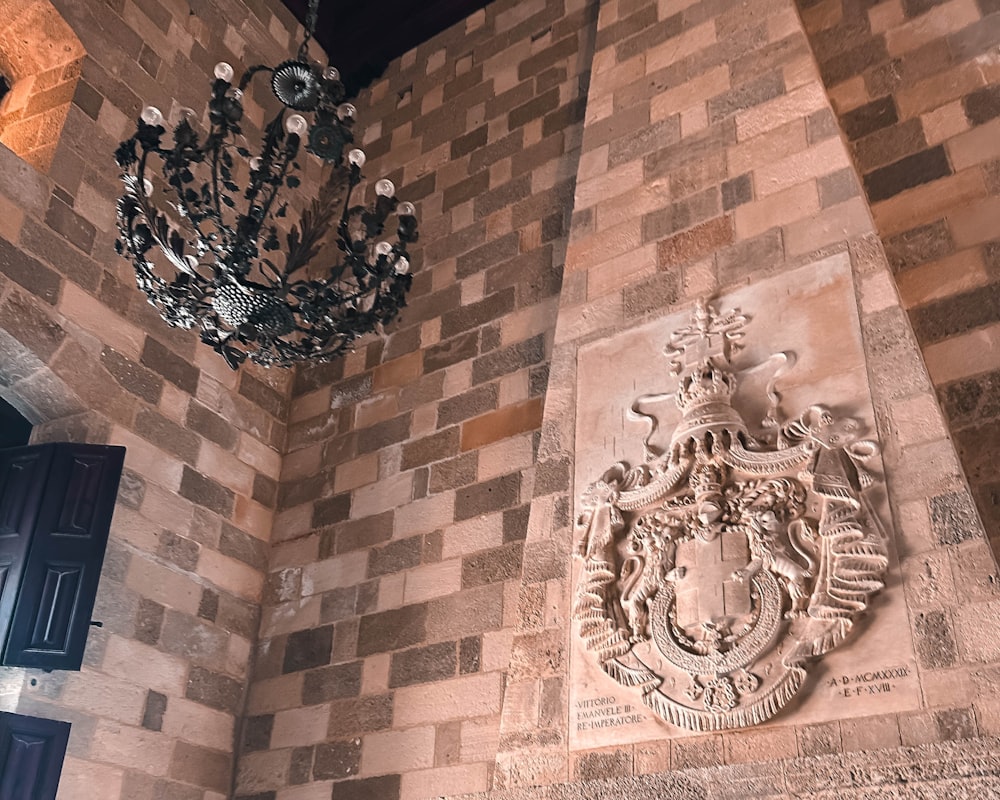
[0,1,304,798]
[796,0,1000,558]
[241,1,595,797]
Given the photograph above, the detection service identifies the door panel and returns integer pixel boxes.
[0,711,70,800]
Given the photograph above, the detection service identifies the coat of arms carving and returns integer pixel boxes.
[573,301,889,731]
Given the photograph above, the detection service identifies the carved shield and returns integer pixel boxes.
[574,302,888,731]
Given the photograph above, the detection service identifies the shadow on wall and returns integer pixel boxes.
[0,0,84,172]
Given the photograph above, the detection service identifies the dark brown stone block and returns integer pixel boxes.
[842,96,898,141]
[314,739,363,780]
[368,537,423,578]
[281,625,333,674]
[457,233,520,280]
[595,4,658,51]
[101,347,163,404]
[541,96,587,138]
[389,641,457,688]
[301,660,363,705]
[239,374,286,418]
[574,750,633,781]
[930,490,982,545]
[279,473,329,510]
[156,530,200,572]
[884,219,953,272]
[136,408,201,464]
[818,168,860,208]
[142,690,166,732]
[475,174,532,220]
[312,495,353,530]
[949,13,1000,61]
[327,694,394,733]
[518,34,579,81]
[455,474,522,521]
[170,741,230,793]
[219,525,267,571]
[442,170,491,212]
[935,707,976,740]
[289,746,313,784]
[852,118,926,174]
[440,289,516,339]
[503,505,531,543]
[179,466,234,516]
[45,196,95,254]
[356,603,428,656]
[0,236,61,304]
[429,452,479,493]
[198,589,219,622]
[462,542,523,588]
[460,636,482,674]
[913,610,957,669]
[293,360,345,396]
[865,145,952,202]
[508,87,560,129]
[141,337,199,394]
[335,512,394,555]
[185,402,237,451]
[657,215,733,268]
[616,12,684,62]
[964,85,1000,126]
[425,330,480,374]
[253,473,278,508]
[330,774,401,800]
[357,413,412,455]
[707,72,785,124]
[642,187,721,241]
[186,667,242,713]
[242,715,273,752]
[469,130,524,173]
[910,283,1000,345]
[722,174,752,211]
[644,120,737,180]
[320,586,358,624]
[623,272,679,319]
[135,598,164,645]
[471,334,545,385]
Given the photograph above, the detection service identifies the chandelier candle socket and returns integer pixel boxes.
[113,0,418,368]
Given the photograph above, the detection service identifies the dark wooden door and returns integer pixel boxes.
[0,711,70,800]
[0,443,125,670]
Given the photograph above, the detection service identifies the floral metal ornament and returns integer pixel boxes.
[573,300,889,731]
[113,0,417,369]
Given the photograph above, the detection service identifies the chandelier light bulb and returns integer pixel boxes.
[375,179,395,198]
[397,201,416,216]
[375,241,393,257]
[338,103,356,121]
[284,114,308,136]
[347,148,366,167]
[142,179,153,195]
[140,105,163,126]
[227,87,243,101]
[394,256,410,275]
[249,157,263,171]
[323,66,340,81]
[214,62,234,82]
[183,254,199,271]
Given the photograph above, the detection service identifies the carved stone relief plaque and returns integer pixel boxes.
[570,260,920,743]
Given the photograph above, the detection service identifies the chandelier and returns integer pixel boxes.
[113,0,417,369]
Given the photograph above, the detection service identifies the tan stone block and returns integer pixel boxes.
[680,102,709,137]
[363,653,391,695]
[896,249,991,309]
[646,20,717,73]
[860,270,903,315]
[566,219,642,273]
[355,393,400,430]
[125,556,201,615]
[58,283,146,360]
[361,726,435,775]
[394,673,504,727]
[574,161,643,211]
[90,720,173,775]
[726,118,808,178]
[460,716,502,764]
[0,192,25,244]
[410,402,438,438]
[923,322,1000,385]
[921,668,974,708]
[635,739,671,774]
[352,471,413,519]
[334,452,380,494]
[112,427,184,493]
[59,670,146,726]
[736,83,828,141]
[587,244,657,301]
[281,444,323,482]
[595,184,671,232]
[801,0,842,32]
[734,180,819,241]
[840,714,901,752]
[260,596,322,638]
[501,298,560,348]
[891,393,949,448]
[577,144,609,183]
[277,783,335,800]
[378,572,406,610]
[724,726,797,763]
[56,756,123,800]
[197,441,256,495]
[650,65,730,123]
[302,551,368,596]
[783,197,873,256]
[885,0,979,57]
[400,763,490,799]
[754,137,852,197]
[394,491,455,538]
[950,195,1000,250]
[101,634,188,697]
[441,515,504,560]
[272,704,331,749]
[162,697,235,752]
[869,0,904,33]
[198,548,264,603]
[949,117,1000,173]
[955,600,1000,663]
[499,678,540,731]
[922,100,969,146]
[477,434,534,483]
[404,559,463,604]
[902,550,958,609]
[237,748,291,794]
[875,167,986,237]
[247,672,305,714]
[897,61,988,120]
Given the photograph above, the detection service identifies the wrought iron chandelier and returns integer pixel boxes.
[113,0,417,369]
